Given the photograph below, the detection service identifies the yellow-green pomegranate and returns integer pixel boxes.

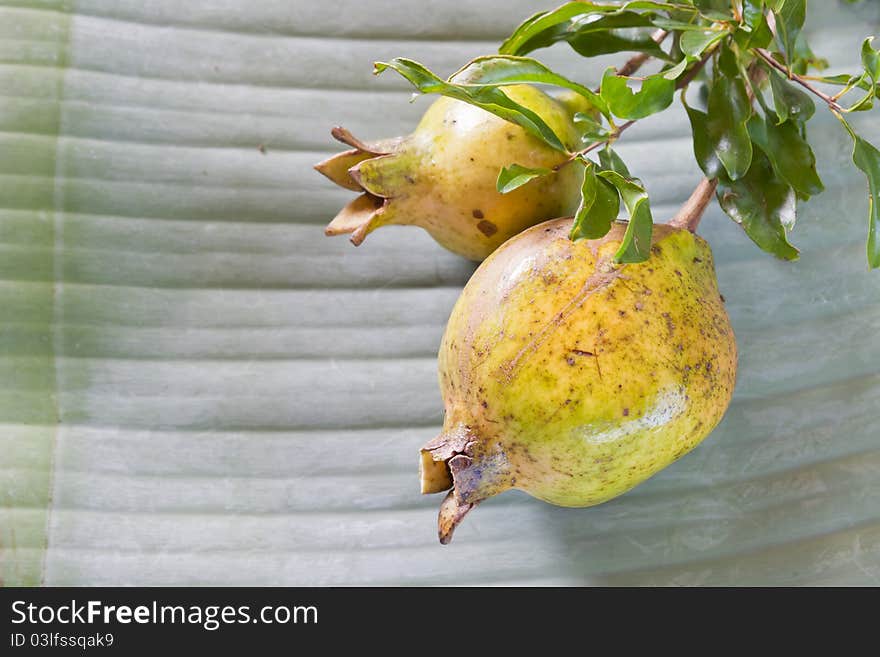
[420,218,737,543]
[315,85,584,261]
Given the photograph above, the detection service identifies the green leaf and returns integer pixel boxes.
[682,97,722,178]
[512,11,658,56]
[650,19,720,31]
[374,58,568,152]
[847,75,876,112]
[450,55,609,117]
[499,2,594,56]
[600,68,676,119]
[862,36,880,82]
[570,163,621,240]
[573,112,610,141]
[680,29,727,59]
[812,73,862,86]
[661,58,690,81]
[768,69,816,124]
[499,2,601,56]
[847,131,880,268]
[747,115,823,199]
[693,0,734,20]
[597,171,654,263]
[598,146,632,177]
[499,1,692,55]
[734,2,773,50]
[717,42,740,78]
[496,164,553,194]
[774,0,806,66]
[716,153,800,260]
[706,73,753,180]
[743,0,765,27]
[848,37,880,112]
[568,31,670,60]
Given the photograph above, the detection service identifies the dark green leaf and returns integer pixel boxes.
[374,58,568,152]
[773,0,806,65]
[515,11,659,55]
[747,115,823,199]
[767,68,815,124]
[597,170,654,263]
[706,73,753,180]
[499,1,688,56]
[450,55,609,117]
[598,146,632,177]
[499,2,597,56]
[496,164,553,194]
[682,97,722,178]
[568,31,670,60]
[734,2,772,50]
[600,68,675,119]
[716,153,799,260]
[717,43,740,78]
[570,164,621,240]
[850,133,880,268]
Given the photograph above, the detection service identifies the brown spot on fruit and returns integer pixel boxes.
[623,408,630,417]
[477,220,498,237]
[472,209,484,219]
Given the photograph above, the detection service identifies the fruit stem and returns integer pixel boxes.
[667,177,718,233]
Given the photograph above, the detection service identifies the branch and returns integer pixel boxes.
[753,48,844,112]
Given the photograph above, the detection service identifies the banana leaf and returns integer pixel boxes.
[1,0,879,586]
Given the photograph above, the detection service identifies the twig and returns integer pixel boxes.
[753,48,843,112]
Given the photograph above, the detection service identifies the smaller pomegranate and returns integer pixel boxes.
[315,85,584,261]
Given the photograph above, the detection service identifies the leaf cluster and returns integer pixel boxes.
[375,1,880,267]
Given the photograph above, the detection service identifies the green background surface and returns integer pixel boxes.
[1,0,879,585]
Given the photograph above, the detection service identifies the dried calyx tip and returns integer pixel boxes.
[438,491,478,545]
[420,427,512,544]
